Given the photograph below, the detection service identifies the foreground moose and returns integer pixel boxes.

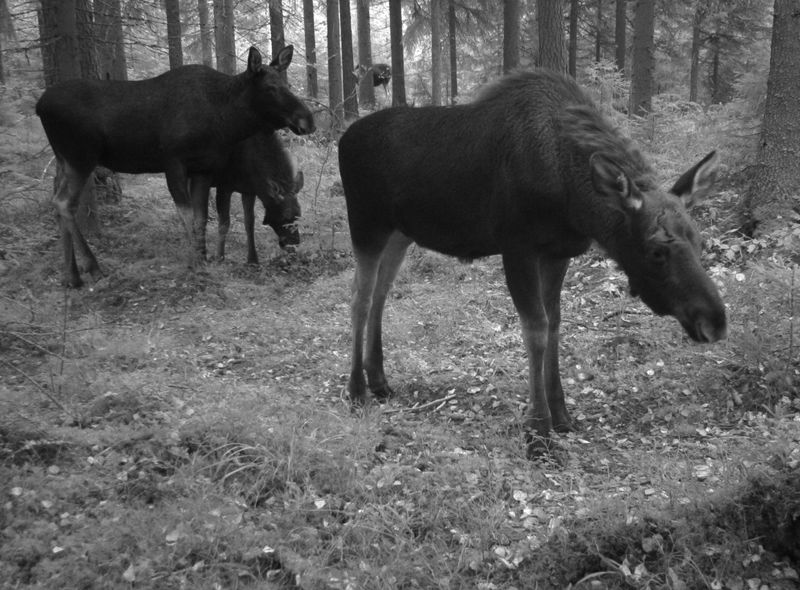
[339,69,727,459]
[36,45,314,288]
[213,132,305,264]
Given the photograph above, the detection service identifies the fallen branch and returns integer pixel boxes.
[384,392,458,414]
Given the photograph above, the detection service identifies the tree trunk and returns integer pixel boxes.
[95,0,127,79]
[356,0,374,108]
[742,0,800,235]
[708,35,722,103]
[536,0,565,72]
[615,0,625,72]
[303,0,318,98]
[689,6,704,103]
[568,0,577,77]
[165,0,183,69]
[198,0,213,67]
[503,0,520,74]
[340,0,358,119]
[40,0,81,86]
[327,0,344,128]
[76,0,98,79]
[213,0,236,74]
[431,0,442,105]
[389,0,406,106]
[448,0,457,104]
[269,0,286,82]
[595,0,602,62]
[629,0,654,116]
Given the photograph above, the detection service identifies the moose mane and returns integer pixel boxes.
[477,70,658,191]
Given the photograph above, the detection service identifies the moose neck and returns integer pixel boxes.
[216,74,273,143]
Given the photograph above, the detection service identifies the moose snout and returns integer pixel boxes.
[290,111,315,135]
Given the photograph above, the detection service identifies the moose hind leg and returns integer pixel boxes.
[364,232,412,399]
[349,246,383,404]
[53,161,98,288]
[215,188,233,261]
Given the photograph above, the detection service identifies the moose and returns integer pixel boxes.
[36,45,314,288]
[338,69,727,459]
[213,131,305,264]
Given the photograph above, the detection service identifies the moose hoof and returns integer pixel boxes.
[62,275,84,289]
[552,419,574,434]
[370,383,395,401]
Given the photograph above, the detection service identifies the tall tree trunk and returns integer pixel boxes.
[536,0,565,72]
[269,0,286,82]
[431,0,442,105]
[503,0,520,74]
[40,0,80,86]
[448,0,458,104]
[198,0,213,67]
[356,0,374,108]
[629,0,654,116]
[615,0,625,72]
[213,0,236,74]
[303,0,318,98]
[76,0,98,79]
[95,0,127,79]
[742,0,800,234]
[340,0,358,119]
[389,0,405,106]
[327,0,344,128]
[708,35,721,103]
[595,0,602,62]
[689,6,704,103]
[165,0,183,69]
[568,0,577,77]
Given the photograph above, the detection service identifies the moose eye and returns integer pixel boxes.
[649,245,669,266]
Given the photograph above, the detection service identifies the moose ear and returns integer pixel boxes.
[294,170,305,192]
[270,45,294,72]
[670,150,719,208]
[247,47,263,74]
[590,153,641,211]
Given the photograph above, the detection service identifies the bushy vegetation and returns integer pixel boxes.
[1,70,798,590]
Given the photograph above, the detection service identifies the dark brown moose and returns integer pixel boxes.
[213,132,304,264]
[338,69,727,459]
[36,45,314,288]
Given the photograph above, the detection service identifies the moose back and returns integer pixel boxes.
[338,69,726,459]
[36,45,314,287]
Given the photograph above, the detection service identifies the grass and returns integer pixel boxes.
[1,106,798,589]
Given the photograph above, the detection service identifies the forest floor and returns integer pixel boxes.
[1,130,799,589]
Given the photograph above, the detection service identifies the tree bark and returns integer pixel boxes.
[431,0,442,105]
[503,0,520,74]
[629,0,654,116]
[327,0,344,128]
[198,0,214,67]
[689,6,704,103]
[568,0,577,77]
[269,0,286,82]
[536,0,565,72]
[340,0,358,119]
[448,0,457,104]
[213,0,236,74]
[356,0,374,108]
[95,0,126,79]
[303,0,318,99]
[742,0,800,234]
[389,0,406,106]
[595,0,602,62]
[165,0,183,69]
[615,0,625,73]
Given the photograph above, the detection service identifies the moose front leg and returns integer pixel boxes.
[165,164,207,269]
[540,257,572,433]
[502,251,561,460]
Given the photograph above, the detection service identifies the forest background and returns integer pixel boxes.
[0,0,798,589]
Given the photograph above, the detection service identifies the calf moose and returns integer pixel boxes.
[338,69,726,459]
[213,132,304,264]
[36,45,314,288]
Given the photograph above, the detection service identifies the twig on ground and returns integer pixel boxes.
[384,392,458,414]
